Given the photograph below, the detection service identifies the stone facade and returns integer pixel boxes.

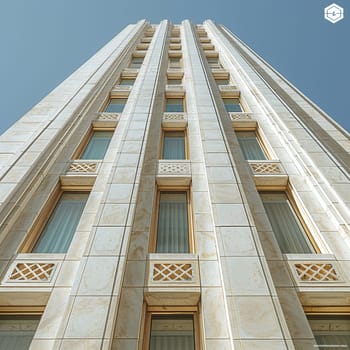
[0,20,349,350]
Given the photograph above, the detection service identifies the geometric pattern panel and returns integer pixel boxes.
[162,113,187,122]
[96,112,120,122]
[294,263,339,282]
[152,263,194,282]
[230,112,254,121]
[158,161,191,175]
[8,263,56,282]
[112,85,132,91]
[68,162,98,173]
[249,162,283,175]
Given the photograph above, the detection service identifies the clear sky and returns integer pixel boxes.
[0,0,349,135]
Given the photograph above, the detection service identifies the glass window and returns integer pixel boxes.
[149,315,195,350]
[308,316,350,349]
[129,57,144,68]
[169,57,181,63]
[0,316,40,350]
[207,57,221,68]
[169,57,182,68]
[166,98,184,112]
[156,192,189,253]
[105,98,127,113]
[215,79,229,85]
[80,131,113,160]
[223,98,242,112]
[119,78,135,86]
[236,131,267,160]
[260,192,315,254]
[162,131,185,160]
[32,193,88,253]
[167,79,182,85]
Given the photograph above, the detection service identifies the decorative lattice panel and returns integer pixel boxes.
[163,113,186,121]
[249,162,283,175]
[96,112,120,121]
[112,85,132,91]
[166,85,184,92]
[219,85,239,91]
[68,162,97,173]
[230,112,254,121]
[152,263,194,282]
[158,161,190,175]
[9,263,56,282]
[294,263,339,282]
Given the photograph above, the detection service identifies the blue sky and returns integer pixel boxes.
[0,0,349,134]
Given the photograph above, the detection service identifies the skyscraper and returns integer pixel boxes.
[0,19,349,350]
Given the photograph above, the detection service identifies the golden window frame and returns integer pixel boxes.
[159,128,188,160]
[141,305,201,350]
[149,186,194,254]
[259,187,321,254]
[164,96,186,113]
[19,183,91,253]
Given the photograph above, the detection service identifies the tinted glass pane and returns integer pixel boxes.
[163,132,185,159]
[80,131,113,160]
[129,57,143,68]
[0,316,40,350]
[167,79,182,85]
[150,315,195,350]
[216,79,229,85]
[119,79,135,86]
[33,193,88,253]
[156,192,189,253]
[309,316,350,349]
[166,99,184,112]
[261,192,314,254]
[105,98,127,113]
[223,98,242,112]
[236,131,267,160]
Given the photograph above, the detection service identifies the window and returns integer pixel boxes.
[167,78,182,85]
[105,98,127,113]
[32,192,88,253]
[236,131,267,160]
[162,131,186,160]
[308,316,350,349]
[129,56,144,68]
[169,57,182,68]
[260,192,315,254]
[149,315,195,350]
[119,78,135,86]
[223,98,242,112]
[0,315,40,350]
[155,191,190,253]
[207,57,221,68]
[80,131,113,160]
[215,78,230,85]
[166,98,184,112]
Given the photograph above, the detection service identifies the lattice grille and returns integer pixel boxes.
[250,162,283,175]
[230,112,253,121]
[9,263,56,282]
[96,112,120,121]
[112,85,132,91]
[166,85,184,92]
[158,161,190,175]
[163,113,186,121]
[294,263,339,282]
[68,162,97,173]
[219,85,239,91]
[152,263,194,282]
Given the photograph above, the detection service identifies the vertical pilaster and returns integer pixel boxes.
[110,20,169,350]
[183,20,289,349]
